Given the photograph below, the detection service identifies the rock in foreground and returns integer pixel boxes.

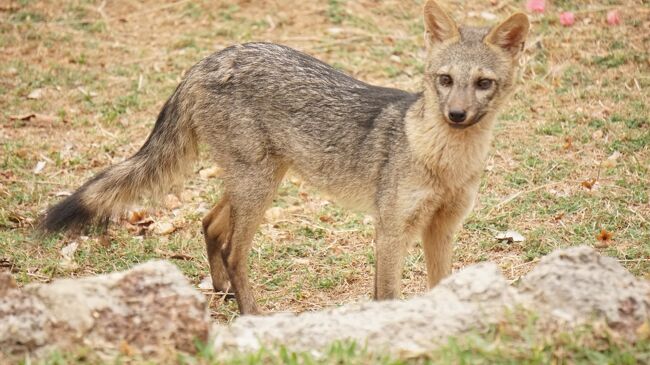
[0,261,209,359]
[212,246,650,357]
[1,246,648,361]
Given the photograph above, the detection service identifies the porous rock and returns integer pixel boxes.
[213,263,519,357]
[212,246,650,357]
[0,261,210,359]
[518,245,650,338]
[2,246,648,360]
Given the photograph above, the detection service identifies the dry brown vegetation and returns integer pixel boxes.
[1,0,648,326]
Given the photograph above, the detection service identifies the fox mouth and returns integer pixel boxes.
[446,112,486,129]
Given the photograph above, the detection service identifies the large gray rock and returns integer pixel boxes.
[213,263,519,357]
[212,246,650,357]
[519,246,650,339]
[2,246,648,360]
[0,261,210,359]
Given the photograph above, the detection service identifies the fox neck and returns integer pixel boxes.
[405,88,497,186]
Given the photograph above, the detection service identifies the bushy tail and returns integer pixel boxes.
[41,85,198,232]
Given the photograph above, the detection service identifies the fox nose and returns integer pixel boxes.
[448,110,467,123]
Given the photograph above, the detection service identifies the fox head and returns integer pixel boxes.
[422,1,529,129]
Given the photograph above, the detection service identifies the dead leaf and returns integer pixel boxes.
[98,235,111,248]
[289,175,303,185]
[549,188,569,198]
[595,229,613,248]
[0,257,14,270]
[319,215,333,223]
[581,178,597,190]
[8,113,61,126]
[480,11,497,20]
[9,113,36,121]
[7,212,33,227]
[292,257,310,265]
[125,209,149,225]
[601,151,621,169]
[495,230,525,243]
[27,88,43,100]
[194,203,209,216]
[77,86,97,97]
[0,271,18,296]
[155,249,193,261]
[119,340,135,356]
[563,136,573,150]
[326,27,344,35]
[286,206,303,214]
[33,161,46,174]
[199,166,224,179]
[198,276,213,290]
[362,215,374,225]
[265,206,285,223]
[30,114,58,124]
[592,130,604,140]
[0,170,15,180]
[60,241,79,259]
[59,241,79,270]
[637,321,650,340]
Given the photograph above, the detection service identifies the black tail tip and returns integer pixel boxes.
[40,192,96,233]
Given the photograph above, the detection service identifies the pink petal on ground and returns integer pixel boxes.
[559,12,575,26]
[606,10,621,26]
[526,0,546,13]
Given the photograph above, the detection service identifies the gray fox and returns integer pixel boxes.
[42,1,529,315]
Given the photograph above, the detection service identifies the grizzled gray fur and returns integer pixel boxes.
[43,1,530,315]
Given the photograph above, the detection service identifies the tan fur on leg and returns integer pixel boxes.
[422,188,476,288]
[217,163,288,315]
[202,196,233,295]
[423,221,454,288]
[373,225,408,300]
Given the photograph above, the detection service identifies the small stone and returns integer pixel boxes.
[60,241,78,259]
[33,161,46,174]
[601,151,621,169]
[480,11,497,20]
[27,88,43,99]
[495,230,525,243]
[164,194,182,210]
[153,221,176,235]
[0,271,18,296]
[199,166,224,179]
[592,130,604,140]
[198,276,213,290]
[363,215,374,225]
[264,207,285,223]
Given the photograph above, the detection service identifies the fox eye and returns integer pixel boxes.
[438,74,453,87]
[476,78,493,90]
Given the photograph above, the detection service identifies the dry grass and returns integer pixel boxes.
[1,0,648,324]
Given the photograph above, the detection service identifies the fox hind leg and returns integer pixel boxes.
[203,160,287,314]
[202,197,234,298]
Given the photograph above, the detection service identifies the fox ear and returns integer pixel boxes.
[423,0,460,47]
[485,13,530,58]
